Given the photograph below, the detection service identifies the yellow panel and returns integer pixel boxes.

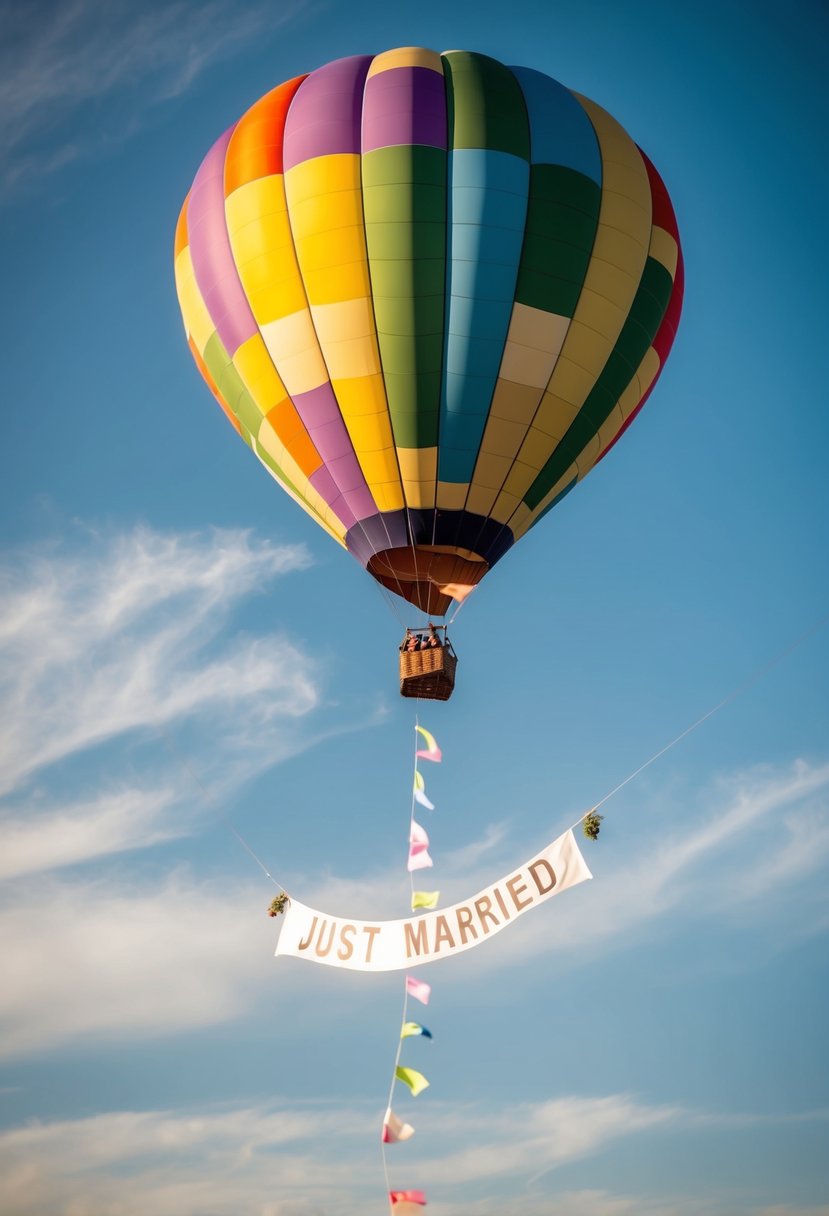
[226,176,287,229]
[233,334,288,417]
[398,447,437,509]
[295,225,368,276]
[261,311,328,395]
[174,248,214,355]
[342,408,395,455]
[311,298,375,344]
[649,225,679,277]
[368,47,444,76]
[244,260,308,323]
[371,482,406,513]
[290,187,364,239]
[304,262,372,306]
[436,481,469,510]
[285,154,359,206]
[333,373,388,422]
[225,178,309,327]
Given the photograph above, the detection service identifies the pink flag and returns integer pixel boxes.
[407,821,433,872]
[390,1191,426,1207]
[382,1106,415,1143]
[405,974,431,1005]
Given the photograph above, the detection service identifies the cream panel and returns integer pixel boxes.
[489,380,545,425]
[261,310,328,394]
[311,297,376,344]
[322,335,381,379]
[436,481,469,510]
[398,447,437,509]
[479,414,530,457]
[648,226,679,277]
[367,47,443,75]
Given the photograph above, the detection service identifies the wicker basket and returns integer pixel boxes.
[399,637,458,701]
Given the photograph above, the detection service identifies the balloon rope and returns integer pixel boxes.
[568,607,829,832]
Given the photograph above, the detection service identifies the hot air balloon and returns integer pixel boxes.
[174,48,683,698]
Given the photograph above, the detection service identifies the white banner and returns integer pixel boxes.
[275,828,592,972]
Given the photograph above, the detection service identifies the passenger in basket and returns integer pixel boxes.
[427,624,442,648]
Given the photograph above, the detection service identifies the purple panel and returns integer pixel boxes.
[291,383,377,521]
[346,511,410,565]
[362,66,447,152]
[283,55,373,170]
[308,465,357,531]
[187,126,258,357]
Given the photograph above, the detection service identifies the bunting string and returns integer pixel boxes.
[380,716,442,1211]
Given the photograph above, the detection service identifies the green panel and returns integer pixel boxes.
[370,258,445,299]
[202,333,261,436]
[376,331,443,372]
[363,221,445,262]
[374,297,445,339]
[362,144,446,188]
[384,398,441,448]
[515,165,600,316]
[363,145,446,450]
[524,257,674,510]
[443,51,530,157]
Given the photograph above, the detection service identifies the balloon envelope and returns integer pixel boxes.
[175,48,683,614]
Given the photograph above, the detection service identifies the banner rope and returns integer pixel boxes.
[567,607,829,836]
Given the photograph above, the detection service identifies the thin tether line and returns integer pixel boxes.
[566,608,829,833]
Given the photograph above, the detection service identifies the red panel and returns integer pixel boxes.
[224,75,307,195]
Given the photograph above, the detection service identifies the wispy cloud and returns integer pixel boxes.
[0,1094,825,1216]
[0,870,271,1058]
[280,757,829,976]
[0,0,315,194]
[0,524,316,797]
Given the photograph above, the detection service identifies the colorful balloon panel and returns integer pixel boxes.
[175,48,683,614]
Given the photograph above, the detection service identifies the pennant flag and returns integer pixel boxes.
[413,771,434,810]
[408,821,433,872]
[401,1021,432,1040]
[414,726,441,763]
[382,1107,415,1143]
[441,581,476,602]
[411,890,440,910]
[405,975,431,1004]
[395,1066,430,1097]
[390,1191,427,1208]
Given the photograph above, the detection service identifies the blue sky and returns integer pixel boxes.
[1,1,828,1213]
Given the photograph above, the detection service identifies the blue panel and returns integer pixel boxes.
[509,66,602,182]
[438,148,530,485]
